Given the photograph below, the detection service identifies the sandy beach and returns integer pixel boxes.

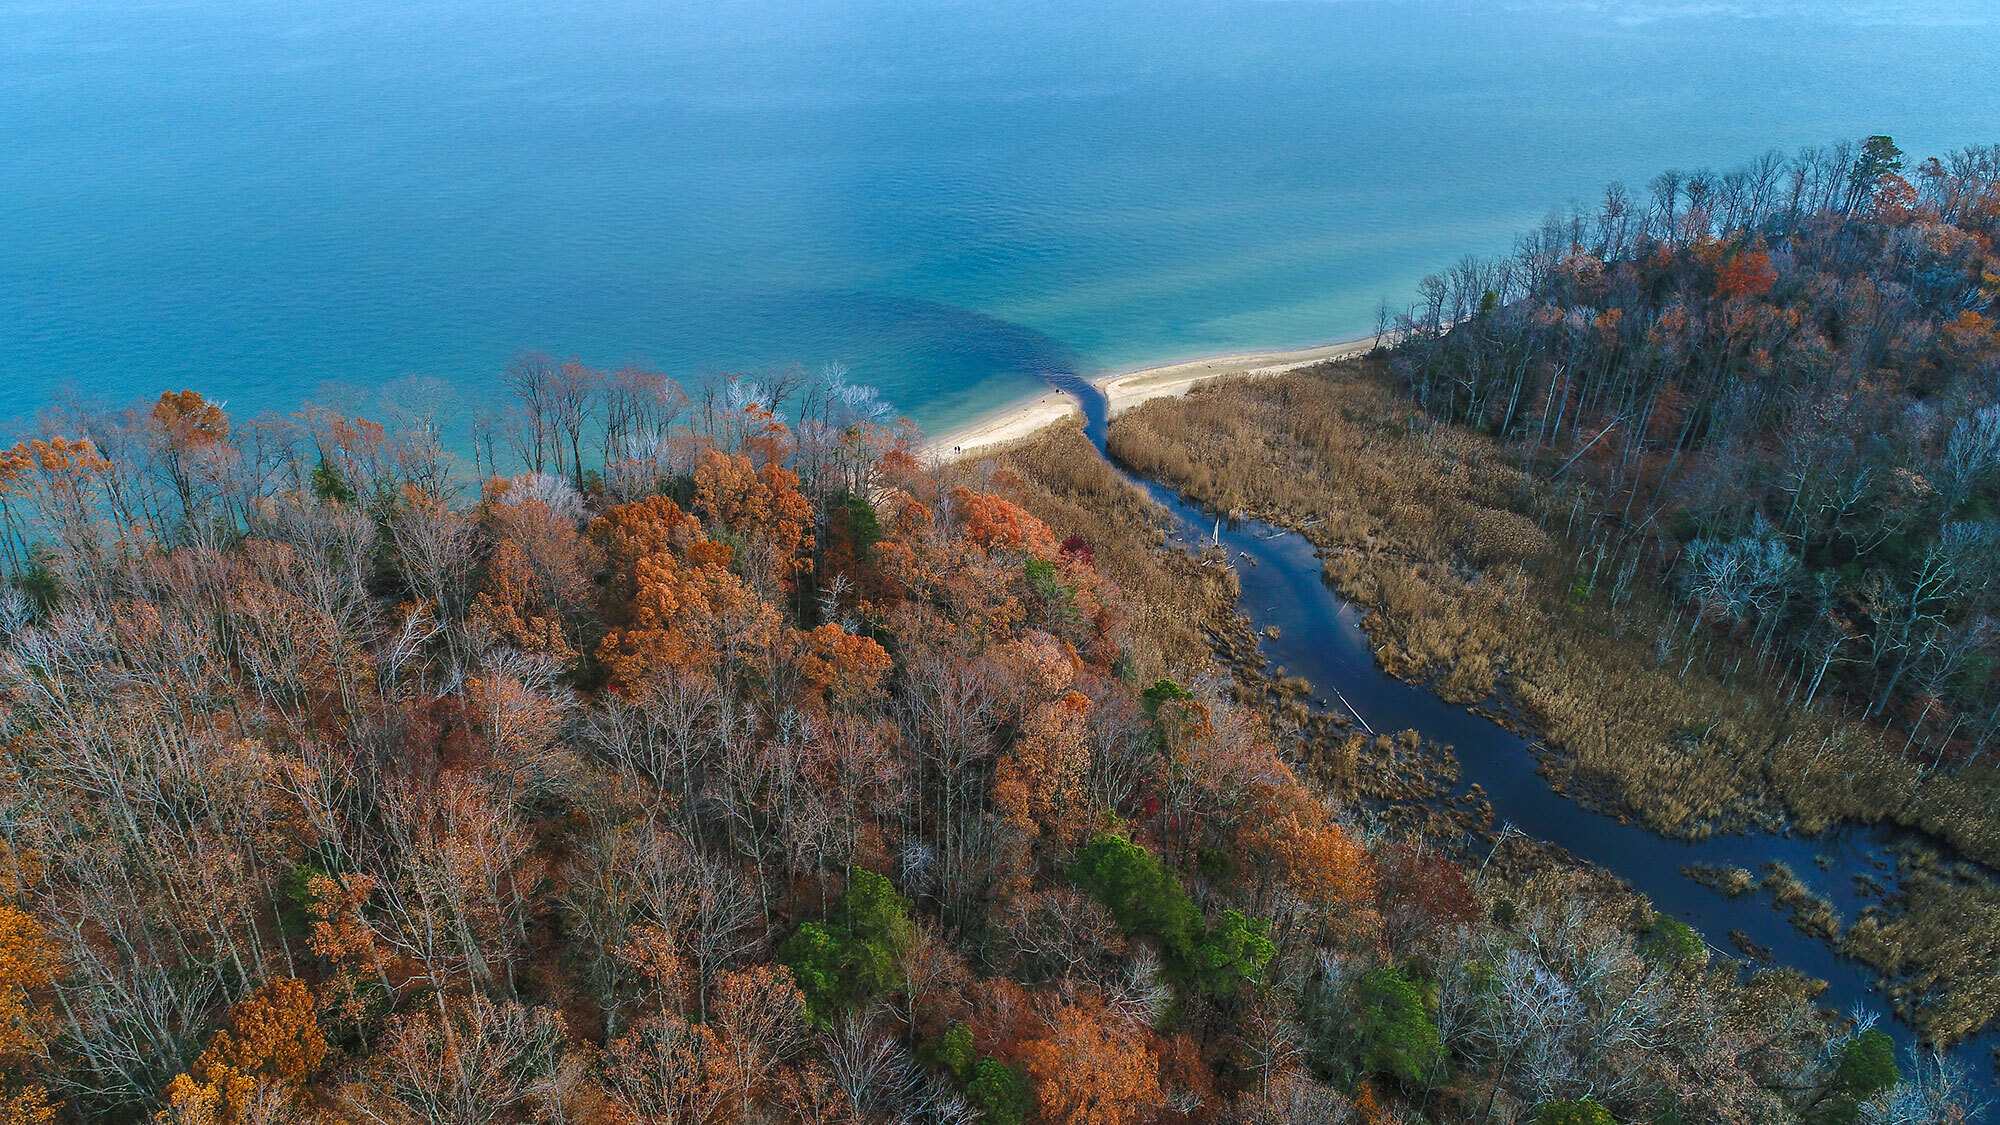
[927,335,1375,460]
[924,391,1083,460]
[1095,336,1376,418]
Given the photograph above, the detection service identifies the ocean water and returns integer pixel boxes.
[2,0,1996,435]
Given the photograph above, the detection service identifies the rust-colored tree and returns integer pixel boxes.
[149,389,234,523]
[789,623,893,709]
[591,493,780,692]
[470,480,593,661]
[304,873,385,1033]
[1376,842,1479,954]
[0,436,115,566]
[602,930,752,1125]
[1716,245,1778,301]
[992,689,1096,853]
[949,487,1058,559]
[1019,995,1163,1125]
[693,448,814,591]
[1246,790,1381,947]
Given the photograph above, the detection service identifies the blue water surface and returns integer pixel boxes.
[3,0,1996,432]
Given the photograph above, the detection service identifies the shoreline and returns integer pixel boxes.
[924,390,1083,461]
[925,334,1377,460]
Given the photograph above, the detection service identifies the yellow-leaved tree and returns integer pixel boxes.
[157,978,327,1125]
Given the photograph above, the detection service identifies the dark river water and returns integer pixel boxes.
[1038,370,1998,1102]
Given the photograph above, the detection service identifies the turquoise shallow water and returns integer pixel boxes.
[3,0,1997,434]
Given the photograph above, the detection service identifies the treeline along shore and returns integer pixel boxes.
[0,135,1992,1124]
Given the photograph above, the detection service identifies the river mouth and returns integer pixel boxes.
[1033,368,1998,1094]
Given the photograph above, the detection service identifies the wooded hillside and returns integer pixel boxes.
[0,370,1957,1123]
[1391,137,2000,768]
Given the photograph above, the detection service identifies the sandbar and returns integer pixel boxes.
[926,335,1376,460]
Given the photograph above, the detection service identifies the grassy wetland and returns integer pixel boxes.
[1101,359,2000,1047]
[988,423,1489,844]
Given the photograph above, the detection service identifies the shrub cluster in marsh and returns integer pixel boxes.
[1685,862,1759,897]
[1760,861,1844,941]
[1841,843,2000,1044]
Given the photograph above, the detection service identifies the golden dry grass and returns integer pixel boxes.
[1759,862,1843,941]
[992,422,1492,846]
[1109,363,1783,835]
[1106,361,1999,856]
[1841,843,2000,1044]
[1105,360,2000,1044]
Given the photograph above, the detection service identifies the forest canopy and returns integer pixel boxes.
[0,137,1990,1125]
[1387,137,2000,765]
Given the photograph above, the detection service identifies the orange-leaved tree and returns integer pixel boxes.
[0,902,59,1123]
[1019,994,1163,1125]
[992,689,1096,853]
[157,977,327,1124]
[949,487,1057,560]
[591,493,706,615]
[0,436,114,567]
[149,389,234,522]
[1716,245,1777,302]
[471,480,594,661]
[790,623,894,708]
[304,873,384,1034]
[601,928,798,1125]
[1245,789,1380,946]
[591,494,781,692]
[693,448,814,592]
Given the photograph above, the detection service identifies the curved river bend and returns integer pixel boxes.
[1035,371,1996,1097]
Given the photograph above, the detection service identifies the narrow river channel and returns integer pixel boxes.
[1035,370,1997,1098]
